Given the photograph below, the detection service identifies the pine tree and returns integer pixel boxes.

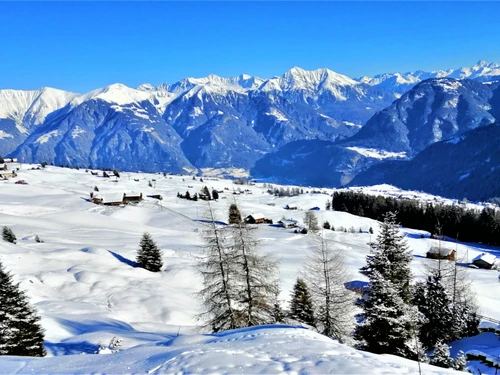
[136,233,163,272]
[304,233,353,341]
[196,202,240,332]
[0,261,46,356]
[414,275,454,350]
[2,226,17,244]
[360,212,412,302]
[453,350,467,371]
[323,221,331,230]
[429,341,454,369]
[289,278,315,327]
[304,211,320,232]
[354,271,418,358]
[228,203,242,224]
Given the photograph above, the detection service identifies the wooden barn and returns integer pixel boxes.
[123,192,143,204]
[90,193,124,206]
[472,253,497,269]
[426,246,457,261]
[284,204,297,210]
[244,213,267,224]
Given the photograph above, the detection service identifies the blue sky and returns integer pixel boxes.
[1,1,499,93]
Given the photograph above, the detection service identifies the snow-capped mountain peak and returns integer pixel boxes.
[71,83,152,107]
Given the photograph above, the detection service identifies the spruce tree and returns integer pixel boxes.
[289,278,315,327]
[414,276,454,350]
[0,261,46,356]
[429,341,454,369]
[355,212,417,359]
[228,203,242,224]
[212,189,219,200]
[360,212,412,302]
[202,186,211,200]
[2,226,17,244]
[136,233,163,272]
[354,271,418,358]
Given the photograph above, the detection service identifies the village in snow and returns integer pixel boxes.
[0,160,500,374]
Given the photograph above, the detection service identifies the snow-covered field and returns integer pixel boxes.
[1,165,499,373]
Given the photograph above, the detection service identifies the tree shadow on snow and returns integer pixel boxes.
[108,250,138,268]
[44,340,100,355]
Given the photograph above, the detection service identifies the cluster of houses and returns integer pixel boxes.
[1,158,20,179]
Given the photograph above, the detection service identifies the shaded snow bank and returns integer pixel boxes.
[0,325,461,374]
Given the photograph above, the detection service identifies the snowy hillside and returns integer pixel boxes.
[1,165,499,373]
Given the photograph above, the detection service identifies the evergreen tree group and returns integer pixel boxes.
[331,190,500,246]
[228,203,242,224]
[136,233,163,272]
[0,261,46,356]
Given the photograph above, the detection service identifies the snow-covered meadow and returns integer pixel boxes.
[1,165,499,373]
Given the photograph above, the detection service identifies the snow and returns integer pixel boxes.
[343,120,362,128]
[0,129,13,139]
[71,126,85,139]
[346,146,407,160]
[0,165,499,373]
[0,87,77,126]
[71,84,152,107]
[35,130,60,144]
[265,108,289,122]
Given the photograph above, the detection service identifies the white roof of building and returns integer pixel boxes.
[124,192,142,197]
[428,247,455,256]
[247,213,266,219]
[93,193,124,203]
[472,253,497,265]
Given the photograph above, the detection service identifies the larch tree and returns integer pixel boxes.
[289,277,316,327]
[228,221,279,327]
[196,202,240,332]
[304,211,320,233]
[0,261,46,357]
[136,232,163,272]
[304,233,354,341]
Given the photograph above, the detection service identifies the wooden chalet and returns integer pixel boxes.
[90,193,124,206]
[426,246,457,261]
[147,194,163,200]
[244,213,267,224]
[278,219,298,228]
[284,204,297,210]
[123,192,143,203]
[472,253,497,269]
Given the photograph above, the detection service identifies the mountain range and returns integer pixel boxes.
[1,60,500,200]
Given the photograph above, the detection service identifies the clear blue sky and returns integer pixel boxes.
[1,1,499,93]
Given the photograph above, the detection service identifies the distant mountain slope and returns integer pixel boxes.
[12,85,192,173]
[0,87,77,155]
[253,78,500,189]
[350,123,500,201]
[342,78,499,156]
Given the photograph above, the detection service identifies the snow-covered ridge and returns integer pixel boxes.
[0,87,78,125]
[346,146,407,160]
